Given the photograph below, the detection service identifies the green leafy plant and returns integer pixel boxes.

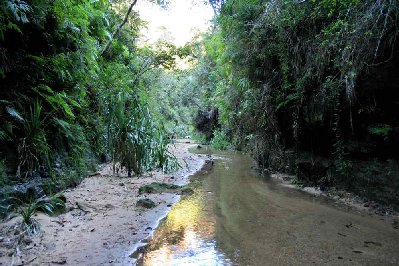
[18,194,66,235]
[153,127,181,173]
[368,124,392,139]
[108,92,152,176]
[16,100,50,178]
[210,130,232,150]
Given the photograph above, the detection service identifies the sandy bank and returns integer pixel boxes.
[0,142,205,265]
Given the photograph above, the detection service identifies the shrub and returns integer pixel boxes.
[210,130,232,150]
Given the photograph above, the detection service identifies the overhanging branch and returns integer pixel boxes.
[99,0,138,58]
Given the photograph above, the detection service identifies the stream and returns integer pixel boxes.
[137,148,399,265]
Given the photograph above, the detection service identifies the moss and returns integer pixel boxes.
[179,187,194,196]
[139,182,180,194]
[138,182,196,196]
[136,198,156,209]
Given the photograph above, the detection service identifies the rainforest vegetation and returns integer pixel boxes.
[202,0,399,208]
[0,0,190,215]
[1,0,399,219]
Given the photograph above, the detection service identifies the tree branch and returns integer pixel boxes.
[99,0,138,58]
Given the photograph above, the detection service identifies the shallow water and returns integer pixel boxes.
[137,148,399,265]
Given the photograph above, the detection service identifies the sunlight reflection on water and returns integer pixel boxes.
[143,230,232,265]
[137,148,399,266]
[139,182,232,265]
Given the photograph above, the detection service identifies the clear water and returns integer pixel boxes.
[137,148,399,265]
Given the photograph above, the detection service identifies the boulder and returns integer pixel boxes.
[195,107,220,140]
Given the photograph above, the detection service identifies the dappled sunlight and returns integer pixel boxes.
[165,192,204,230]
[140,188,233,265]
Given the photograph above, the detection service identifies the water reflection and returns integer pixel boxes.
[138,149,399,266]
[139,186,232,265]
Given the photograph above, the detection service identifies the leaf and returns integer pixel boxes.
[53,118,73,138]
[368,124,392,138]
[56,94,75,118]
[5,106,24,121]
[6,22,22,34]
[0,130,6,140]
[6,0,32,23]
[40,203,54,214]
[32,85,79,119]
[276,92,301,111]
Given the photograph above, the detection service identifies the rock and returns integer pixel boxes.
[136,199,156,209]
[364,241,382,247]
[202,159,214,171]
[197,145,202,149]
[22,235,32,244]
[51,258,67,264]
[138,182,180,194]
[195,107,220,140]
[88,172,101,177]
[1,177,45,202]
[345,222,353,228]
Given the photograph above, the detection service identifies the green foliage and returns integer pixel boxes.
[153,129,180,173]
[207,0,399,145]
[19,202,40,235]
[191,132,208,145]
[210,130,232,150]
[107,92,151,176]
[33,85,80,119]
[189,0,399,207]
[0,159,7,186]
[368,124,392,138]
[19,195,66,235]
[0,0,185,219]
[16,100,50,178]
[4,0,31,23]
[104,90,178,176]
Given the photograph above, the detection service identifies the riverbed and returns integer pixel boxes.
[0,142,205,266]
[137,148,399,265]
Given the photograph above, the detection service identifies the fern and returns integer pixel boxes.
[6,0,32,23]
[32,85,80,119]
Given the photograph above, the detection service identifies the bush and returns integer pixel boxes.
[210,130,232,150]
[0,160,8,186]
